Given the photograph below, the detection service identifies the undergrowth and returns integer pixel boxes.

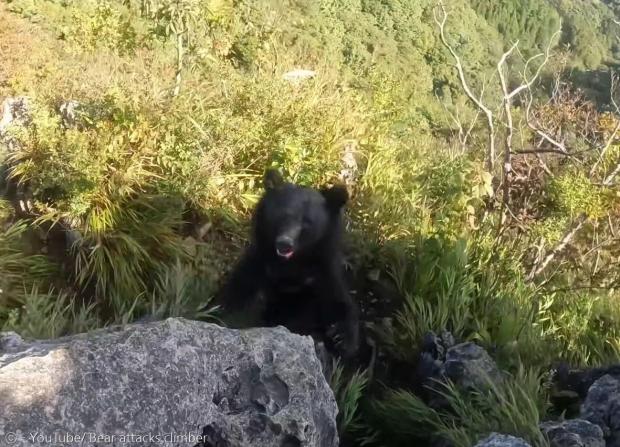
[0,1,619,446]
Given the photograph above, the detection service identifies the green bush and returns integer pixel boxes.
[1,1,620,444]
[63,2,139,55]
[548,170,609,219]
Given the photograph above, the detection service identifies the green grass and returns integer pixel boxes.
[329,359,370,439]
[0,221,56,308]
[362,368,550,447]
[0,1,619,446]
[2,286,101,339]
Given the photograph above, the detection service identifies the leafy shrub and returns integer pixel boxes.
[540,291,620,366]
[548,170,609,219]
[63,2,139,55]
[6,101,189,312]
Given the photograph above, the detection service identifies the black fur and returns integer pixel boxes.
[218,169,359,358]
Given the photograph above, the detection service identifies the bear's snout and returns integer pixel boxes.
[276,235,296,259]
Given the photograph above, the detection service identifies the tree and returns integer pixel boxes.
[151,0,211,97]
[435,1,620,283]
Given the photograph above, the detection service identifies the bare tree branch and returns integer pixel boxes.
[515,146,593,159]
[536,153,554,177]
[435,4,560,179]
[590,73,620,176]
[437,94,480,152]
[497,42,519,210]
[603,163,620,186]
[506,28,559,101]
[495,30,558,212]
[524,78,570,155]
[435,1,496,171]
[526,213,588,280]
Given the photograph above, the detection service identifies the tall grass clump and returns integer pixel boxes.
[0,221,56,312]
[5,100,189,315]
[2,286,101,338]
[381,233,545,367]
[360,368,550,447]
[329,359,370,440]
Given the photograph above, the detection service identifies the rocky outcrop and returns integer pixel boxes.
[581,374,620,447]
[1,96,101,141]
[541,419,605,447]
[474,433,532,447]
[416,334,501,405]
[0,318,338,447]
[0,96,30,141]
[442,341,502,391]
[1,96,32,215]
[0,97,85,244]
[282,69,316,84]
[58,99,108,129]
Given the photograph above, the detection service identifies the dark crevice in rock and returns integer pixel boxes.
[280,434,302,447]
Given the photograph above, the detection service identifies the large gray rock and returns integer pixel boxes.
[0,96,31,139]
[0,318,338,447]
[58,100,108,129]
[474,433,532,447]
[540,419,605,447]
[0,96,32,214]
[581,373,620,447]
[0,96,30,161]
[443,342,502,390]
[415,339,501,410]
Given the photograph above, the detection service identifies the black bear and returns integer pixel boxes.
[218,169,359,358]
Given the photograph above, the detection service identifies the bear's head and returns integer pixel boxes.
[253,169,348,260]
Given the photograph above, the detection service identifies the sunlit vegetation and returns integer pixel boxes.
[1,0,619,445]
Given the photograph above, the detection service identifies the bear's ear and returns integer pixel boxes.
[321,184,348,210]
[263,168,284,191]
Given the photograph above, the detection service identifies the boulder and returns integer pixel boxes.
[540,419,605,447]
[0,96,30,139]
[0,96,32,214]
[421,331,456,362]
[443,342,502,391]
[58,99,82,128]
[0,331,25,351]
[58,100,108,129]
[474,433,532,447]
[414,338,501,410]
[0,318,338,447]
[282,69,316,84]
[581,373,620,447]
[553,362,620,400]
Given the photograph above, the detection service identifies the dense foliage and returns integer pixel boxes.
[1,0,619,445]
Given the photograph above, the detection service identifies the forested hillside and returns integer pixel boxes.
[1,0,619,446]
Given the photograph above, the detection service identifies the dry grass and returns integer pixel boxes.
[0,3,174,103]
[0,3,61,96]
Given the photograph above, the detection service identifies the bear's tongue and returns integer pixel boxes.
[277,248,294,259]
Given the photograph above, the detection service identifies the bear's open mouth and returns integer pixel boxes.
[277,248,295,259]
